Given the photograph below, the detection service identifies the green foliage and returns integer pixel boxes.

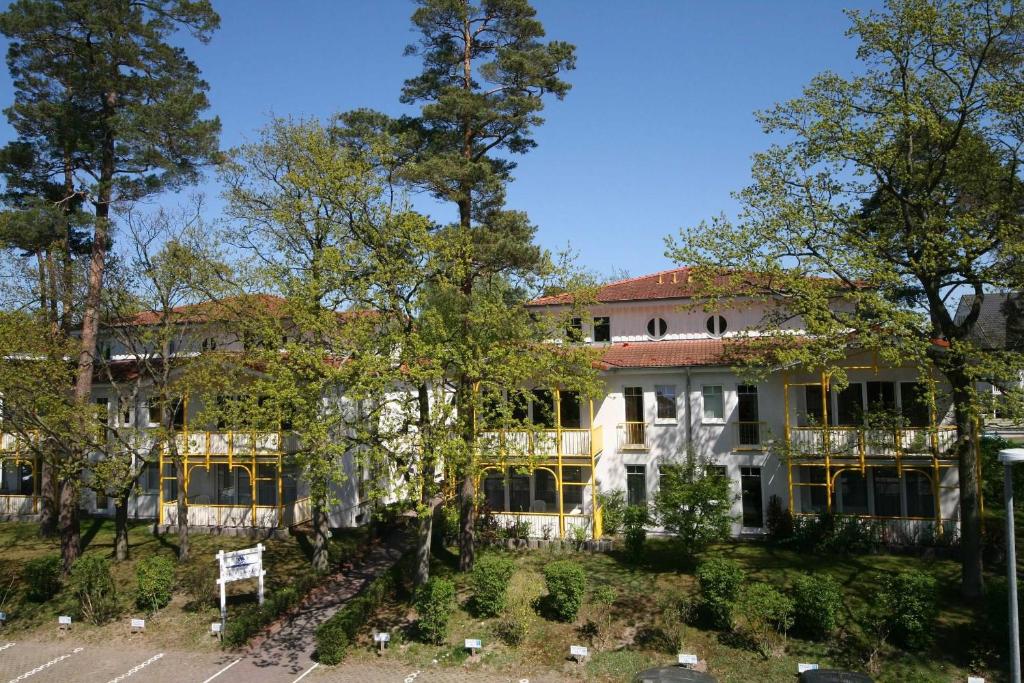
[622,504,649,563]
[981,435,1022,505]
[469,554,516,617]
[69,555,119,625]
[734,583,794,659]
[592,585,617,608]
[653,459,733,555]
[791,573,842,639]
[789,513,880,554]
[494,600,530,647]
[765,495,793,543]
[22,554,62,602]
[315,566,401,663]
[696,557,744,630]
[597,490,626,535]
[414,577,456,644]
[542,559,586,622]
[135,556,175,613]
[871,571,938,650]
[181,561,218,610]
[223,574,321,648]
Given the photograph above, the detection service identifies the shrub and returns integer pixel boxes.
[734,583,794,659]
[696,557,744,629]
[181,561,217,610]
[415,577,456,644]
[592,585,617,609]
[69,555,119,625]
[653,459,733,555]
[872,571,938,650]
[470,554,516,617]
[765,495,793,542]
[791,573,842,639]
[622,505,649,563]
[543,560,586,622]
[314,566,401,663]
[494,600,530,646]
[23,555,62,602]
[135,556,175,613]
[598,490,626,535]
[223,574,320,648]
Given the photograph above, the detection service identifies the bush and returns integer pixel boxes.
[696,557,744,629]
[223,574,320,648]
[543,560,586,622]
[181,561,217,610]
[789,512,880,554]
[791,573,842,639]
[765,495,793,542]
[23,555,62,602]
[135,556,175,613]
[494,601,530,646]
[314,565,401,663]
[872,571,938,650]
[653,459,733,555]
[470,554,516,617]
[69,555,119,625]
[622,505,649,563]
[415,577,456,644]
[734,583,794,659]
[598,490,626,535]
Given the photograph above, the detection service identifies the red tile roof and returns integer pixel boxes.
[598,339,733,369]
[110,294,288,327]
[528,268,732,306]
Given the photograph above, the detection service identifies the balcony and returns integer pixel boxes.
[617,421,649,451]
[788,425,958,459]
[478,426,602,459]
[161,496,312,529]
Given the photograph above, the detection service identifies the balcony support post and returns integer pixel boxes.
[590,397,599,539]
[821,371,832,513]
[783,373,794,515]
[555,388,565,539]
[278,441,284,528]
[251,431,257,527]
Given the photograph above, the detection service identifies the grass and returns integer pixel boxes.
[0,518,367,651]
[349,538,998,683]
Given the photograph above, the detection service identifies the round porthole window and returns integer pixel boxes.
[646,317,668,340]
[706,315,728,337]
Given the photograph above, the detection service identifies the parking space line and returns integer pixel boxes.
[291,663,319,683]
[0,643,14,654]
[105,652,164,683]
[6,646,83,683]
[200,658,241,683]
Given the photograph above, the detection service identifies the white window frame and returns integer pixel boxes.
[701,384,725,424]
[654,384,677,423]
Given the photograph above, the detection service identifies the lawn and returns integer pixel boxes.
[350,538,998,683]
[0,519,365,651]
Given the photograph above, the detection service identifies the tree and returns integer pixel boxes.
[653,455,735,557]
[668,0,1024,597]
[0,0,220,569]
[400,0,577,571]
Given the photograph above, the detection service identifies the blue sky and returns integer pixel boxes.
[0,1,881,280]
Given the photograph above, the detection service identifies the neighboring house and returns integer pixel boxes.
[479,268,963,543]
[955,292,1024,442]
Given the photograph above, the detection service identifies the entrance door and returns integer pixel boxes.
[740,467,764,528]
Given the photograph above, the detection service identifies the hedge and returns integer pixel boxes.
[314,565,402,665]
[222,574,319,648]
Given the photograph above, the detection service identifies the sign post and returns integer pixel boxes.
[216,544,266,629]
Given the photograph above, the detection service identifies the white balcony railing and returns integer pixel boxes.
[789,426,958,458]
[616,422,648,450]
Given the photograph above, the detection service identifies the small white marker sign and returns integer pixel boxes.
[210,621,223,635]
[570,645,588,659]
[967,677,985,683]
[130,618,145,632]
[58,615,71,626]
[798,663,819,673]
[464,638,482,650]
[0,611,7,622]
[678,653,698,666]
[374,632,390,643]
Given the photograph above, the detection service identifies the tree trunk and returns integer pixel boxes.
[414,383,435,586]
[114,495,129,561]
[458,474,476,572]
[175,458,189,561]
[58,480,80,573]
[311,503,330,572]
[949,367,984,598]
[39,458,58,537]
[415,512,433,587]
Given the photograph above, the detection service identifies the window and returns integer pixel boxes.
[655,385,677,420]
[509,470,530,512]
[530,389,555,428]
[740,467,763,527]
[535,469,557,511]
[562,466,584,508]
[705,315,728,336]
[872,468,901,517]
[119,398,133,427]
[559,391,581,429]
[701,385,724,422]
[708,465,728,481]
[626,465,646,506]
[836,471,868,514]
[900,382,931,427]
[905,471,935,518]
[624,386,644,423]
[593,316,611,343]
[215,464,252,506]
[803,385,824,425]
[0,461,33,496]
[646,317,668,340]
[282,464,299,505]
[256,463,278,506]
[161,462,178,502]
[201,337,217,352]
[737,384,760,446]
[95,397,110,426]
[139,461,159,493]
[484,472,504,511]
[866,381,896,413]
[835,383,864,425]
[799,466,827,514]
[565,317,583,342]
[147,400,162,427]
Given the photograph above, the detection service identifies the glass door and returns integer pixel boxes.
[740,466,764,527]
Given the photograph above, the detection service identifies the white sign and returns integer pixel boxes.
[967,678,986,683]
[216,544,265,624]
[131,618,145,631]
[798,663,819,673]
[678,653,698,665]
[210,622,223,635]
[58,615,71,627]
[464,638,482,650]
[374,632,391,643]
[570,645,589,658]
[0,611,7,622]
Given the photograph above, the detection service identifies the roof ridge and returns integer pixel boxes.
[601,266,689,287]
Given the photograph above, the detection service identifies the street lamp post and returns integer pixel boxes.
[999,447,1024,683]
